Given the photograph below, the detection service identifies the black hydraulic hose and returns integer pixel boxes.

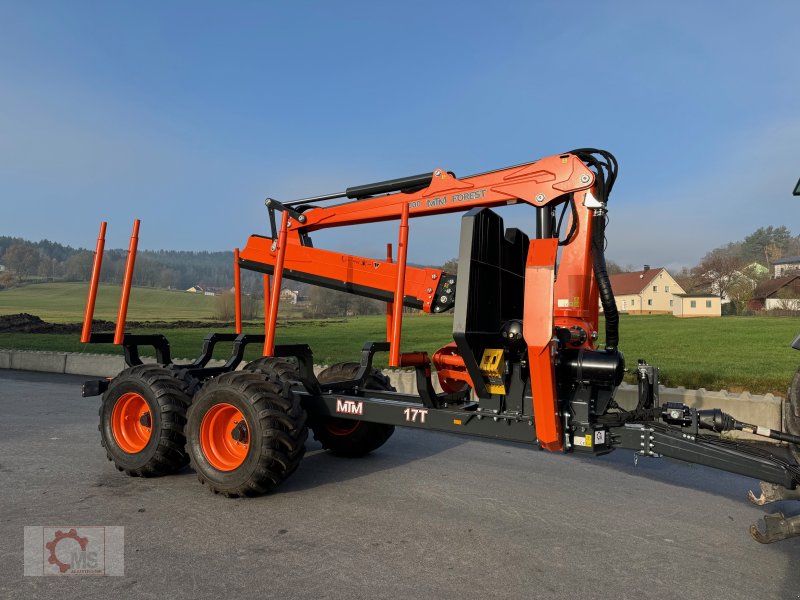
[592,210,619,351]
[567,148,620,352]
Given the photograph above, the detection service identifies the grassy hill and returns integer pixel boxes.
[0,282,218,322]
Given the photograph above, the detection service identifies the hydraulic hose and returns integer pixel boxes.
[592,210,619,351]
[567,148,620,352]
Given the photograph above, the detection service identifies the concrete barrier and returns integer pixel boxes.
[9,351,67,374]
[64,353,126,378]
[0,350,786,441]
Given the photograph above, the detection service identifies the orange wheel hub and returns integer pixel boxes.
[326,419,361,436]
[200,403,250,471]
[111,392,152,453]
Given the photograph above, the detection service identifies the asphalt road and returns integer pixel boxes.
[1,370,799,600]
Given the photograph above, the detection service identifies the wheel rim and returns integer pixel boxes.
[200,403,250,471]
[326,419,361,436]
[111,392,152,453]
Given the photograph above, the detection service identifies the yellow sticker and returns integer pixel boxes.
[585,434,593,447]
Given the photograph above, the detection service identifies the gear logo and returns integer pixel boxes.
[45,529,89,573]
[24,526,124,576]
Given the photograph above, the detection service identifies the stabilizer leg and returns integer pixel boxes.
[748,480,800,506]
[750,513,800,544]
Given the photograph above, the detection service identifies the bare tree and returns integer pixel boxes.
[64,251,94,281]
[692,248,745,300]
[673,266,702,294]
[214,292,260,320]
[441,258,459,275]
[605,260,625,276]
[2,244,41,278]
[773,287,800,312]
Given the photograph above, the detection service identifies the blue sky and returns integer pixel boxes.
[1,1,797,271]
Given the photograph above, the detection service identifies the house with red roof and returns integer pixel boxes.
[604,265,721,317]
[751,274,800,311]
[604,266,683,314]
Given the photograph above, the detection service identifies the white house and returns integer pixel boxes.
[280,289,299,305]
[773,256,800,278]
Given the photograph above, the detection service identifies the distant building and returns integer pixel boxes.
[606,266,686,315]
[672,294,722,318]
[751,274,800,311]
[185,285,235,296]
[280,289,299,305]
[745,262,769,276]
[773,256,800,278]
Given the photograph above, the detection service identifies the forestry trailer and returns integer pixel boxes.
[80,149,800,543]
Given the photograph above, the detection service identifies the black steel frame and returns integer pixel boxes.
[83,334,800,491]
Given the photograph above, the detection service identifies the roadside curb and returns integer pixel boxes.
[0,349,785,441]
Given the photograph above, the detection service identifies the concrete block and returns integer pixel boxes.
[0,350,11,369]
[385,370,411,394]
[10,352,67,374]
[64,353,126,378]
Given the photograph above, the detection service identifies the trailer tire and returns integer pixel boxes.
[186,371,308,497]
[99,364,190,477]
[312,362,395,457]
[243,356,298,381]
[786,367,800,464]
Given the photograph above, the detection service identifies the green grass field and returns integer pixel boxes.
[0,282,219,322]
[0,299,797,394]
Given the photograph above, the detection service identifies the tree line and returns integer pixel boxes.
[3,225,797,317]
[0,236,388,317]
[0,236,262,292]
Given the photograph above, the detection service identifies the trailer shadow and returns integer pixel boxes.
[583,448,800,592]
[585,447,800,512]
[278,433,467,493]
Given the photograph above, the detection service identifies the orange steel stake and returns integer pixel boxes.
[114,219,140,345]
[234,248,242,334]
[389,203,409,367]
[263,211,289,356]
[81,221,107,343]
[385,243,393,342]
[263,274,271,338]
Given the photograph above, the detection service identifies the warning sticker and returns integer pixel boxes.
[595,430,606,445]
[557,299,570,308]
[573,435,593,447]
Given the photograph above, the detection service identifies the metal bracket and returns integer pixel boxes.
[619,423,656,456]
[265,197,307,226]
[87,332,171,367]
[316,341,389,392]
